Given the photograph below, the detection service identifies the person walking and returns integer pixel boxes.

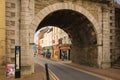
[61,52,64,61]
[46,49,51,59]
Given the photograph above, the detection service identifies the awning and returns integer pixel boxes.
[60,46,71,50]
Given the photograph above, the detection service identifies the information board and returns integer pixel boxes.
[15,46,21,78]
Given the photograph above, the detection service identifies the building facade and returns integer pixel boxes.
[39,27,71,60]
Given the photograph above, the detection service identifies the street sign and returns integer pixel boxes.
[15,46,21,78]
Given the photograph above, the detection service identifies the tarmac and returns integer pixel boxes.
[1,59,120,80]
[0,60,46,80]
[50,58,120,80]
[65,62,120,80]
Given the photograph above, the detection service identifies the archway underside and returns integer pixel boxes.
[36,9,98,67]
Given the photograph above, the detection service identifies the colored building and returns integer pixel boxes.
[39,27,71,60]
[57,27,71,60]
[37,27,49,55]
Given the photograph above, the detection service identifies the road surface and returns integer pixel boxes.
[35,56,103,80]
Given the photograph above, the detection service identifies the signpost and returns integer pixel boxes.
[15,46,21,78]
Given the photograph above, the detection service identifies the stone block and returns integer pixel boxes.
[6,2,11,8]
[33,16,41,26]
[67,2,74,10]
[101,61,111,69]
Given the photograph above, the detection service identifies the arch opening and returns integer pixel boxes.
[36,9,98,67]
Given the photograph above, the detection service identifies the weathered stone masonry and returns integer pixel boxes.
[33,0,111,68]
[6,0,20,63]
[6,0,120,75]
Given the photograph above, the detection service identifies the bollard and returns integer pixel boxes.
[45,63,50,80]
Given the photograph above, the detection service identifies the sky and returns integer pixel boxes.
[34,26,53,44]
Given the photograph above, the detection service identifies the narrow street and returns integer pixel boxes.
[35,56,103,80]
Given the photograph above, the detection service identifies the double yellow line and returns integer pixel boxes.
[49,69,59,80]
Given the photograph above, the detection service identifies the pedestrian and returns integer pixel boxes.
[46,49,51,59]
[41,52,45,57]
[61,52,64,61]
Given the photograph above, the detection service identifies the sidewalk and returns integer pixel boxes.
[8,64,46,80]
[37,56,120,80]
[0,66,6,80]
[65,62,120,80]
[1,58,120,80]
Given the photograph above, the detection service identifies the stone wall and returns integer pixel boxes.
[6,0,20,64]
[6,0,34,75]
[5,0,116,75]
[20,0,34,75]
[111,8,120,61]
[0,0,5,66]
[34,0,111,68]
[35,0,102,22]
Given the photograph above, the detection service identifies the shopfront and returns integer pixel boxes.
[52,45,59,59]
[60,46,71,60]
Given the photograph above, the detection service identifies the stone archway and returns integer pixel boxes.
[29,2,104,68]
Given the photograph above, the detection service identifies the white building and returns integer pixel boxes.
[39,26,71,60]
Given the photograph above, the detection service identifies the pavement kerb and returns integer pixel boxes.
[58,62,113,80]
